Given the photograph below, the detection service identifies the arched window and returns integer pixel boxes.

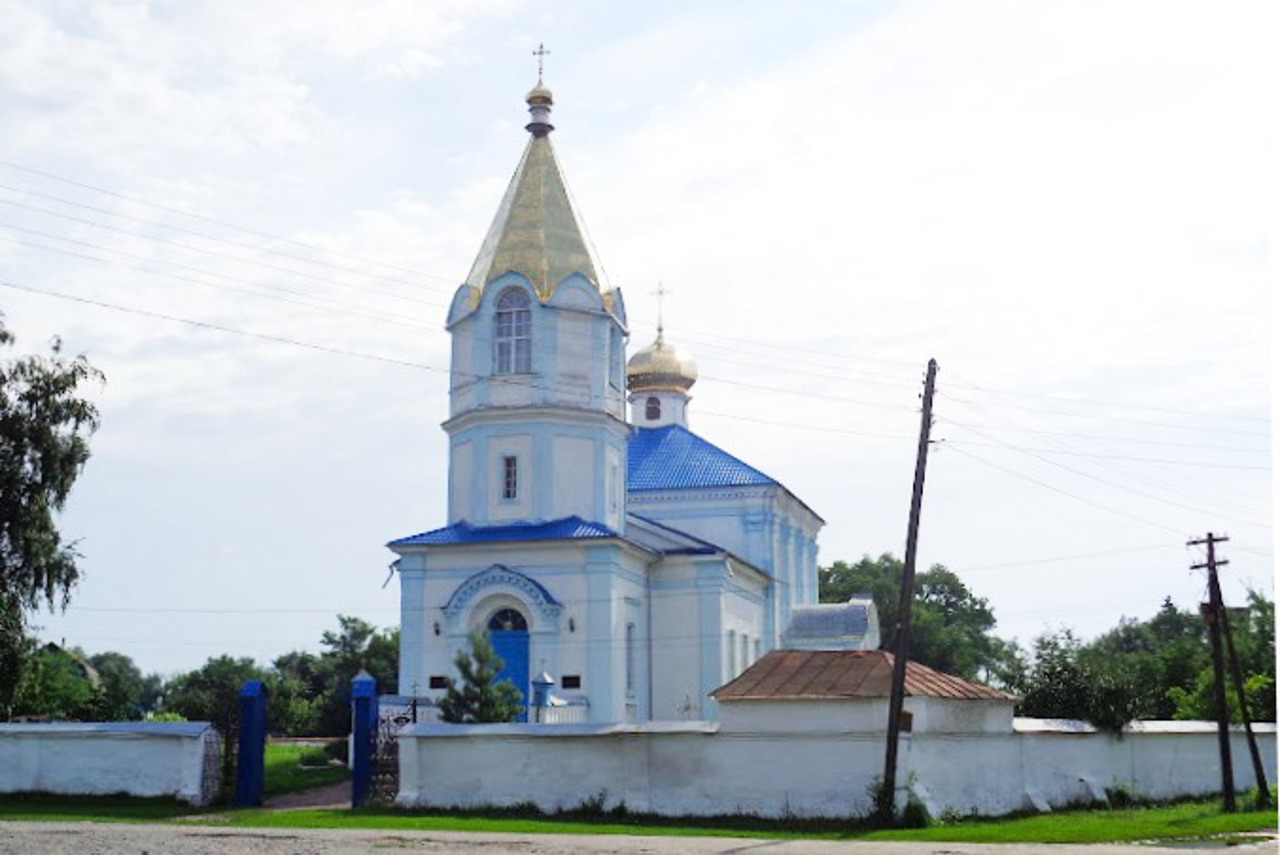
[487,608,528,632]
[494,288,532,374]
[645,396,661,421]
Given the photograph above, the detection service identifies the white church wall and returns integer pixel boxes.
[551,435,595,521]
[553,309,594,409]
[397,719,1278,819]
[649,560,707,720]
[910,697,1016,734]
[0,723,220,805]
[448,440,474,524]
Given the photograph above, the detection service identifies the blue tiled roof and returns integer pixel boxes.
[627,425,777,491]
[390,516,618,547]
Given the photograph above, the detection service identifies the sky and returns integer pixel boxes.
[0,0,1272,677]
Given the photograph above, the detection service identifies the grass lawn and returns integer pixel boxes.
[0,793,198,823]
[2,788,1275,845]
[216,795,1278,845]
[263,741,349,797]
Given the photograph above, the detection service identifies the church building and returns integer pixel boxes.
[390,79,876,724]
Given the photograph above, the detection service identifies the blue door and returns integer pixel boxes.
[488,608,530,722]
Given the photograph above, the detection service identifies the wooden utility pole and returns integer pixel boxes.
[1200,538,1270,807]
[880,358,938,820]
[1189,532,1235,812]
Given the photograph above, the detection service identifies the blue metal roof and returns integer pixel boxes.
[628,425,777,491]
[390,516,618,547]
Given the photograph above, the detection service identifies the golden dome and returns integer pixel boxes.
[526,84,553,105]
[627,332,697,394]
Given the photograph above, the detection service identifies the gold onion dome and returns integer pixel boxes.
[627,331,698,394]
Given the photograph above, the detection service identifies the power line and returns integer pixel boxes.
[956,544,1177,573]
[0,278,447,374]
[942,438,1270,471]
[0,225,440,331]
[0,159,457,286]
[945,371,1270,424]
[944,444,1188,536]
[944,425,1272,529]
[938,417,1269,455]
[939,390,1270,437]
[0,196,445,309]
[941,399,1273,522]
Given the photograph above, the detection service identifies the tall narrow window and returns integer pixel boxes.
[727,630,736,678]
[645,396,660,421]
[495,288,532,374]
[502,455,518,500]
[625,622,636,693]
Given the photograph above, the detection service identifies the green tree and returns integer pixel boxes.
[162,655,263,735]
[308,616,399,736]
[438,632,521,724]
[1168,590,1275,723]
[87,651,145,720]
[9,645,99,720]
[0,316,102,718]
[1019,628,1145,732]
[819,554,1006,682]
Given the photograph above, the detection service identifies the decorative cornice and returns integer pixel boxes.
[442,564,563,623]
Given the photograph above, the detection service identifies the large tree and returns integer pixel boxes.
[819,553,1016,683]
[0,315,102,718]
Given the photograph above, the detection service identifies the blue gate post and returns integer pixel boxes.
[351,669,378,808]
[234,680,268,807]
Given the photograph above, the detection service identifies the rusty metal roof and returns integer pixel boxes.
[712,650,1013,702]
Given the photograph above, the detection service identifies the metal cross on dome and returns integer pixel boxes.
[533,43,551,81]
[651,282,670,338]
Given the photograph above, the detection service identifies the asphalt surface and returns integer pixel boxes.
[0,822,1276,854]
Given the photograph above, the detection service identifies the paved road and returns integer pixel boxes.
[1,822,1275,854]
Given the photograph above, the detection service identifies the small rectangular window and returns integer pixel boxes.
[428,675,448,690]
[502,455,518,500]
[625,622,636,693]
[561,675,581,689]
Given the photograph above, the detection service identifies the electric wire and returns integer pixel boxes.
[943,444,1189,536]
[0,158,457,286]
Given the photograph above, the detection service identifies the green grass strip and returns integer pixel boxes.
[3,792,1276,845]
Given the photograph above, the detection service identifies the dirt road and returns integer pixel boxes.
[1,822,1275,854]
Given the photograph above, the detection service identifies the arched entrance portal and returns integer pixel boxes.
[487,608,530,722]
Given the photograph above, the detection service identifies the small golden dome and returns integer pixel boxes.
[627,332,697,394]
[526,84,553,105]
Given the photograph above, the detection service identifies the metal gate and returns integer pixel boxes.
[370,695,436,804]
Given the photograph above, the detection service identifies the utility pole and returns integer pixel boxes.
[880,358,938,820]
[1189,532,1235,812]
[1198,537,1270,807]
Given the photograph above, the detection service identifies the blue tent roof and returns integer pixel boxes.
[389,516,618,547]
[627,424,777,491]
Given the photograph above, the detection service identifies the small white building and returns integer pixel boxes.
[391,80,861,724]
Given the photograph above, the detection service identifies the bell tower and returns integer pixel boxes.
[442,79,629,532]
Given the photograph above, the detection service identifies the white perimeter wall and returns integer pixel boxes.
[0,723,219,805]
[397,717,1277,818]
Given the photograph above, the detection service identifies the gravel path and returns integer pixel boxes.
[1,822,1275,854]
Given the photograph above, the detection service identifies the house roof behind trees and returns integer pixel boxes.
[712,649,1012,702]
